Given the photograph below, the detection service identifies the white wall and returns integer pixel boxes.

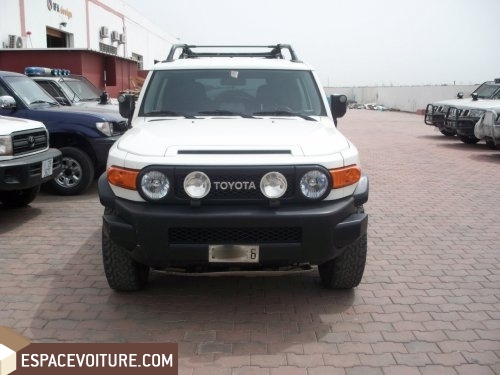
[325,85,477,112]
[0,0,22,47]
[98,0,178,66]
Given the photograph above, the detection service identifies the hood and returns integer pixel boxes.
[37,105,125,121]
[0,115,46,133]
[117,117,349,157]
[434,97,500,109]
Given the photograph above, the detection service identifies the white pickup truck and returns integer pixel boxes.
[0,115,61,207]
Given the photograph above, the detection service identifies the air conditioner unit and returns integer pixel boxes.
[99,26,109,39]
[8,35,26,48]
[118,33,126,44]
[110,31,120,42]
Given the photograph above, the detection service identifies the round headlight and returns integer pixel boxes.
[140,170,170,200]
[300,170,329,199]
[184,171,211,199]
[260,172,287,199]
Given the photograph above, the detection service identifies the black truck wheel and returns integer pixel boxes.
[318,233,367,289]
[0,186,40,208]
[47,147,94,195]
[440,129,456,137]
[458,135,480,144]
[102,216,149,291]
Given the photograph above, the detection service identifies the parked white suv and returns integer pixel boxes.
[424,78,500,143]
[475,107,500,149]
[98,44,369,291]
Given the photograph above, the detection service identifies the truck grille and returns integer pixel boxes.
[169,227,302,244]
[12,130,48,156]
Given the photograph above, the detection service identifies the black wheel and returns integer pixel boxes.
[47,147,94,195]
[0,186,40,208]
[458,135,480,144]
[440,129,456,137]
[318,233,367,289]
[102,212,149,291]
[485,139,497,149]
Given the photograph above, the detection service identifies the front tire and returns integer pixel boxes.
[440,128,456,137]
[318,233,367,289]
[458,135,480,144]
[47,147,94,195]
[0,186,40,208]
[102,212,149,291]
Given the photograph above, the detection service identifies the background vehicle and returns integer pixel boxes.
[424,78,500,137]
[0,115,62,207]
[0,70,127,195]
[445,100,500,144]
[25,66,117,109]
[475,107,500,149]
[99,44,368,291]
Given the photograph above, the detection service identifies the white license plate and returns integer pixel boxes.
[209,245,259,263]
[41,158,54,178]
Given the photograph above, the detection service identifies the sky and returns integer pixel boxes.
[122,0,500,87]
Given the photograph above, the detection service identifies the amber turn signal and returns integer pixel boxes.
[107,166,139,190]
[330,165,361,189]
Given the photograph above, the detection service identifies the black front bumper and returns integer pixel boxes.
[454,118,480,137]
[0,149,62,190]
[99,174,369,268]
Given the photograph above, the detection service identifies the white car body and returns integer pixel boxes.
[474,106,500,142]
[99,44,368,291]
[0,115,48,161]
[109,57,360,202]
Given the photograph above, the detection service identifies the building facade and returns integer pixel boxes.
[0,0,178,96]
[1,0,178,68]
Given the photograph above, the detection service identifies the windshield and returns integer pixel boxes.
[139,69,326,118]
[474,82,500,99]
[64,76,101,101]
[4,76,58,107]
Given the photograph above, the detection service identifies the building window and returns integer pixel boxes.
[99,42,117,55]
[131,53,143,70]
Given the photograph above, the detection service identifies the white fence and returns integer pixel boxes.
[324,85,477,113]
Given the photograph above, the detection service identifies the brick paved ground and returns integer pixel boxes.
[1,110,499,374]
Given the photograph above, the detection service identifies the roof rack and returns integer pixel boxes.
[165,44,300,63]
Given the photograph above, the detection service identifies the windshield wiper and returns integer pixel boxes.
[145,110,197,119]
[30,100,59,106]
[253,110,316,121]
[198,110,256,119]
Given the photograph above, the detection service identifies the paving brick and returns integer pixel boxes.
[1,110,499,375]
[307,367,345,375]
[382,366,421,375]
[419,366,458,375]
[269,367,307,375]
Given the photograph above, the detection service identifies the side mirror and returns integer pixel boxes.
[329,94,347,126]
[99,91,110,105]
[471,93,478,101]
[457,92,464,99]
[118,93,135,120]
[0,95,17,109]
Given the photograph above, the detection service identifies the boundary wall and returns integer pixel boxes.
[324,85,477,113]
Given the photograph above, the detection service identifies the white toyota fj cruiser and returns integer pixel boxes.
[98,44,369,291]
